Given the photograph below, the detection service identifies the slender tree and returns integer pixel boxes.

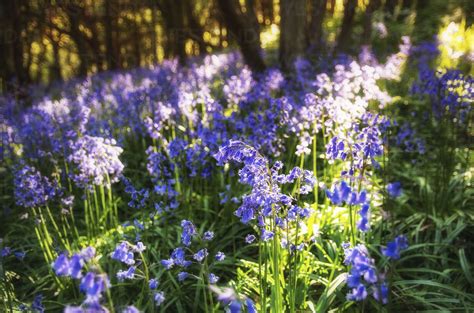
[260,0,274,24]
[335,0,358,52]
[104,0,120,70]
[280,0,307,71]
[64,2,90,76]
[216,0,266,72]
[308,0,328,51]
[157,0,187,64]
[362,0,381,45]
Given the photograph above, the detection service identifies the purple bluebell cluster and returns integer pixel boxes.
[214,141,315,233]
[210,286,257,313]
[52,247,95,278]
[411,41,473,124]
[14,165,58,208]
[161,220,222,287]
[111,241,147,283]
[343,234,409,304]
[326,181,370,232]
[343,244,386,303]
[52,247,112,311]
[3,34,458,312]
[381,235,409,260]
[68,135,124,187]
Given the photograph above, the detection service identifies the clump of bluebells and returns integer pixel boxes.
[2,36,461,312]
[161,220,224,289]
[214,140,315,236]
[52,247,112,311]
[68,135,124,188]
[343,236,408,304]
[14,165,58,208]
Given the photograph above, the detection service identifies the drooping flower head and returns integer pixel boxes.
[68,135,124,187]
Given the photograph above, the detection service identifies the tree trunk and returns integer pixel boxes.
[308,0,327,51]
[0,0,16,92]
[335,0,357,53]
[329,0,336,16]
[216,0,266,72]
[280,0,307,71]
[159,0,187,65]
[104,0,120,70]
[150,3,158,64]
[133,13,141,67]
[184,0,207,55]
[65,3,89,77]
[261,0,274,24]
[362,0,381,44]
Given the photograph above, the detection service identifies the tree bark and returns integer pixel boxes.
[133,12,141,67]
[64,3,90,77]
[279,0,307,71]
[158,0,187,65]
[261,0,274,24]
[362,0,381,44]
[308,0,327,51]
[216,0,266,72]
[150,2,159,63]
[184,0,207,55]
[104,0,120,70]
[0,0,16,92]
[335,0,357,53]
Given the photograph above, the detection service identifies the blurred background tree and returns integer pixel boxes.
[0,0,472,94]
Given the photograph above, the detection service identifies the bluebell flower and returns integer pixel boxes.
[215,251,225,261]
[209,273,219,284]
[1,247,11,257]
[112,242,135,265]
[117,266,135,281]
[229,301,242,313]
[122,306,140,313]
[387,182,402,198]
[180,220,197,246]
[53,253,70,276]
[193,248,208,262]
[171,247,190,267]
[154,291,165,306]
[178,271,189,282]
[261,229,274,242]
[80,272,109,308]
[203,231,215,241]
[68,135,124,187]
[161,259,174,270]
[69,255,85,279]
[245,234,256,244]
[363,267,378,284]
[245,298,257,313]
[134,242,146,253]
[149,278,158,289]
[346,284,368,301]
[133,219,144,231]
[80,247,95,261]
[373,282,389,304]
[31,294,45,313]
[357,203,370,232]
[381,235,408,260]
[14,165,58,208]
[347,270,361,288]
